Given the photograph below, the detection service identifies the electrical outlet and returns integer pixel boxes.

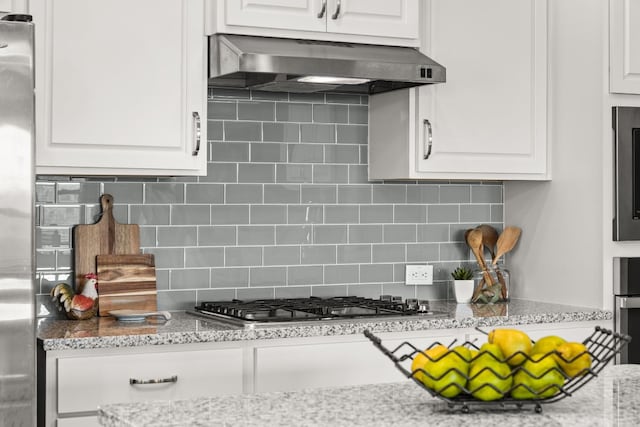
[405,264,434,285]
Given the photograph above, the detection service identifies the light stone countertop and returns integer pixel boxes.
[37,299,612,351]
[97,364,640,427]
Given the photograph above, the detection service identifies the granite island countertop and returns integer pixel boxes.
[98,364,639,427]
[37,299,612,351]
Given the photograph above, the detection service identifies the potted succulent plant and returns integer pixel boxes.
[451,266,475,303]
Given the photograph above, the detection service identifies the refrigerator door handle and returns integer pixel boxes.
[618,296,640,309]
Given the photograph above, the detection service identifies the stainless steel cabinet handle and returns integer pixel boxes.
[331,0,341,19]
[192,111,201,156]
[317,0,327,18]
[618,296,640,309]
[129,375,178,385]
[423,119,433,160]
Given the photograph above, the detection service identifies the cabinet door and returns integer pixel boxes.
[0,0,26,13]
[254,334,460,393]
[417,0,547,178]
[56,348,243,414]
[610,0,640,94]
[32,0,207,176]
[224,0,327,33]
[326,0,419,40]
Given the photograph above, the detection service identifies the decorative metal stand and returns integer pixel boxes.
[364,326,631,413]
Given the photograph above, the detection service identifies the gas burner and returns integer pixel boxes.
[192,296,444,325]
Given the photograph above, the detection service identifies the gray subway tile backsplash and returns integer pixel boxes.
[185,184,224,204]
[171,205,211,225]
[35,90,504,313]
[336,125,368,144]
[263,122,300,142]
[301,185,336,204]
[325,145,360,164]
[211,267,249,288]
[185,247,224,268]
[324,264,359,284]
[237,225,276,246]
[301,123,336,143]
[238,101,275,121]
[313,104,349,123]
[276,103,312,122]
[224,121,262,141]
[211,142,250,162]
[209,102,237,120]
[225,184,263,204]
[251,143,287,163]
[288,144,324,163]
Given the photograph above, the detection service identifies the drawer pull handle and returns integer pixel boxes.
[129,375,178,385]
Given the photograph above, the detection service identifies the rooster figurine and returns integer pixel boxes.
[50,273,99,320]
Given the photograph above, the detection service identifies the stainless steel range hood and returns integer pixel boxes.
[208,34,446,95]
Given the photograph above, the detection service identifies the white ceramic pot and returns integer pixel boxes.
[454,280,475,303]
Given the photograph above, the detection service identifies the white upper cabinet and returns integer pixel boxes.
[32,0,207,176]
[369,0,549,181]
[0,0,27,13]
[610,0,640,94]
[208,0,419,46]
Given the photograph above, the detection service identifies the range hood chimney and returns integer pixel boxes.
[208,34,446,95]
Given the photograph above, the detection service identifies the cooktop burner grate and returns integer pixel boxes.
[193,296,440,324]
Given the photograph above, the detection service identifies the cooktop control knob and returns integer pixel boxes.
[417,300,430,313]
[405,298,418,310]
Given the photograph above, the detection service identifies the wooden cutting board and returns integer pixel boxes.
[73,194,140,291]
[96,254,157,316]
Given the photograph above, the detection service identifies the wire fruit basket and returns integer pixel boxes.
[364,326,631,413]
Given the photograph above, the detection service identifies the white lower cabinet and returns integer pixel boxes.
[254,332,462,393]
[41,345,244,427]
[39,320,611,426]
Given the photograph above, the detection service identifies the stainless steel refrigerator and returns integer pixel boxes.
[0,13,36,426]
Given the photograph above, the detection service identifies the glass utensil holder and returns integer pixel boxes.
[473,264,510,302]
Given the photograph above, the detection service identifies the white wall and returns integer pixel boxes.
[504,0,605,308]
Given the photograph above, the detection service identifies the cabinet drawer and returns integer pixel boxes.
[254,335,459,393]
[57,348,242,414]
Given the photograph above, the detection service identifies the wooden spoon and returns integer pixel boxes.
[466,229,495,301]
[492,226,521,300]
[477,224,498,260]
[492,226,522,266]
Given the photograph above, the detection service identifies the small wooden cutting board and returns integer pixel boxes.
[96,254,157,316]
[73,194,140,291]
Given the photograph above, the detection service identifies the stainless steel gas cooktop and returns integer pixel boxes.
[191,296,446,326]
